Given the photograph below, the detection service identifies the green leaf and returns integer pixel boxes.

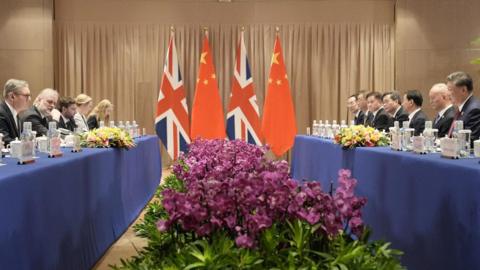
[184,262,206,270]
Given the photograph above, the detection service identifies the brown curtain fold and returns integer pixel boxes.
[54,22,394,160]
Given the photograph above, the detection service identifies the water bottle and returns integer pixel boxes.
[423,121,437,152]
[21,122,33,142]
[47,121,58,154]
[99,120,105,128]
[21,122,35,157]
[452,120,463,139]
[318,120,324,137]
[324,120,331,139]
[401,121,413,151]
[331,120,339,137]
[109,120,115,128]
[132,120,139,138]
[125,121,133,137]
[312,120,319,136]
[117,121,125,131]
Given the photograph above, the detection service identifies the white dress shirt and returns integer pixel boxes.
[74,112,89,132]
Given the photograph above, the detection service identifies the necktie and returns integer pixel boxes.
[434,114,441,125]
[16,115,21,134]
[447,108,461,137]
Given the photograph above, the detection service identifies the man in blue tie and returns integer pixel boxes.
[429,83,454,138]
[446,71,480,142]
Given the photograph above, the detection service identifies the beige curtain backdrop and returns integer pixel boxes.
[54,22,394,160]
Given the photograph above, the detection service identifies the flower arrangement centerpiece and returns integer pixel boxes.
[81,127,135,149]
[113,139,403,269]
[334,125,389,149]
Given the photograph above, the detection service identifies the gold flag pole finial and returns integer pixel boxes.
[241,26,245,32]
[170,25,175,33]
[275,26,280,34]
[203,26,209,35]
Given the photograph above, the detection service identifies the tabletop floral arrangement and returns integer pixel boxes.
[334,125,389,149]
[112,139,403,269]
[81,127,135,149]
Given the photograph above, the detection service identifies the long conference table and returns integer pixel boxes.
[0,135,161,270]
[291,135,480,270]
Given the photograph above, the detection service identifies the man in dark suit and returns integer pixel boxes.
[429,83,455,138]
[402,90,428,136]
[366,91,391,131]
[347,94,364,125]
[57,96,78,132]
[19,88,59,136]
[383,91,408,126]
[446,71,480,142]
[0,79,31,144]
[356,90,370,125]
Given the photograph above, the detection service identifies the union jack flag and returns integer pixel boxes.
[226,31,262,145]
[155,34,190,160]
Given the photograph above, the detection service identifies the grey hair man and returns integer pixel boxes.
[429,83,454,138]
[19,88,59,136]
[0,79,31,144]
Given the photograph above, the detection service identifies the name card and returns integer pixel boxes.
[18,141,35,164]
[49,137,63,158]
[440,137,460,159]
[412,136,426,154]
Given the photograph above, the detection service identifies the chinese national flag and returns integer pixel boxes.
[190,33,226,140]
[261,35,297,156]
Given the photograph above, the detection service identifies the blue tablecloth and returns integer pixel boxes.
[0,135,161,270]
[291,135,480,270]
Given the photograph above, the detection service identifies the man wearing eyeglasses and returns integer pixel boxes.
[0,79,31,145]
[20,88,59,136]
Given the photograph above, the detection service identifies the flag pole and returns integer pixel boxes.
[170,25,175,39]
[203,26,208,37]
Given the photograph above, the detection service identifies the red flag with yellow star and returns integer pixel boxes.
[190,33,226,139]
[261,35,297,156]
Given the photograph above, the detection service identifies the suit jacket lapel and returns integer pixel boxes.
[2,101,20,138]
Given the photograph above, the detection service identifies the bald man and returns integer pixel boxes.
[429,83,455,138]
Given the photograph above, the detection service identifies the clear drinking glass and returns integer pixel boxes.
[423,128,438,153]
[402,128,414,151]
[458,130,472,157]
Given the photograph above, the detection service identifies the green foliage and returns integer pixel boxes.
[112,174,404,269]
